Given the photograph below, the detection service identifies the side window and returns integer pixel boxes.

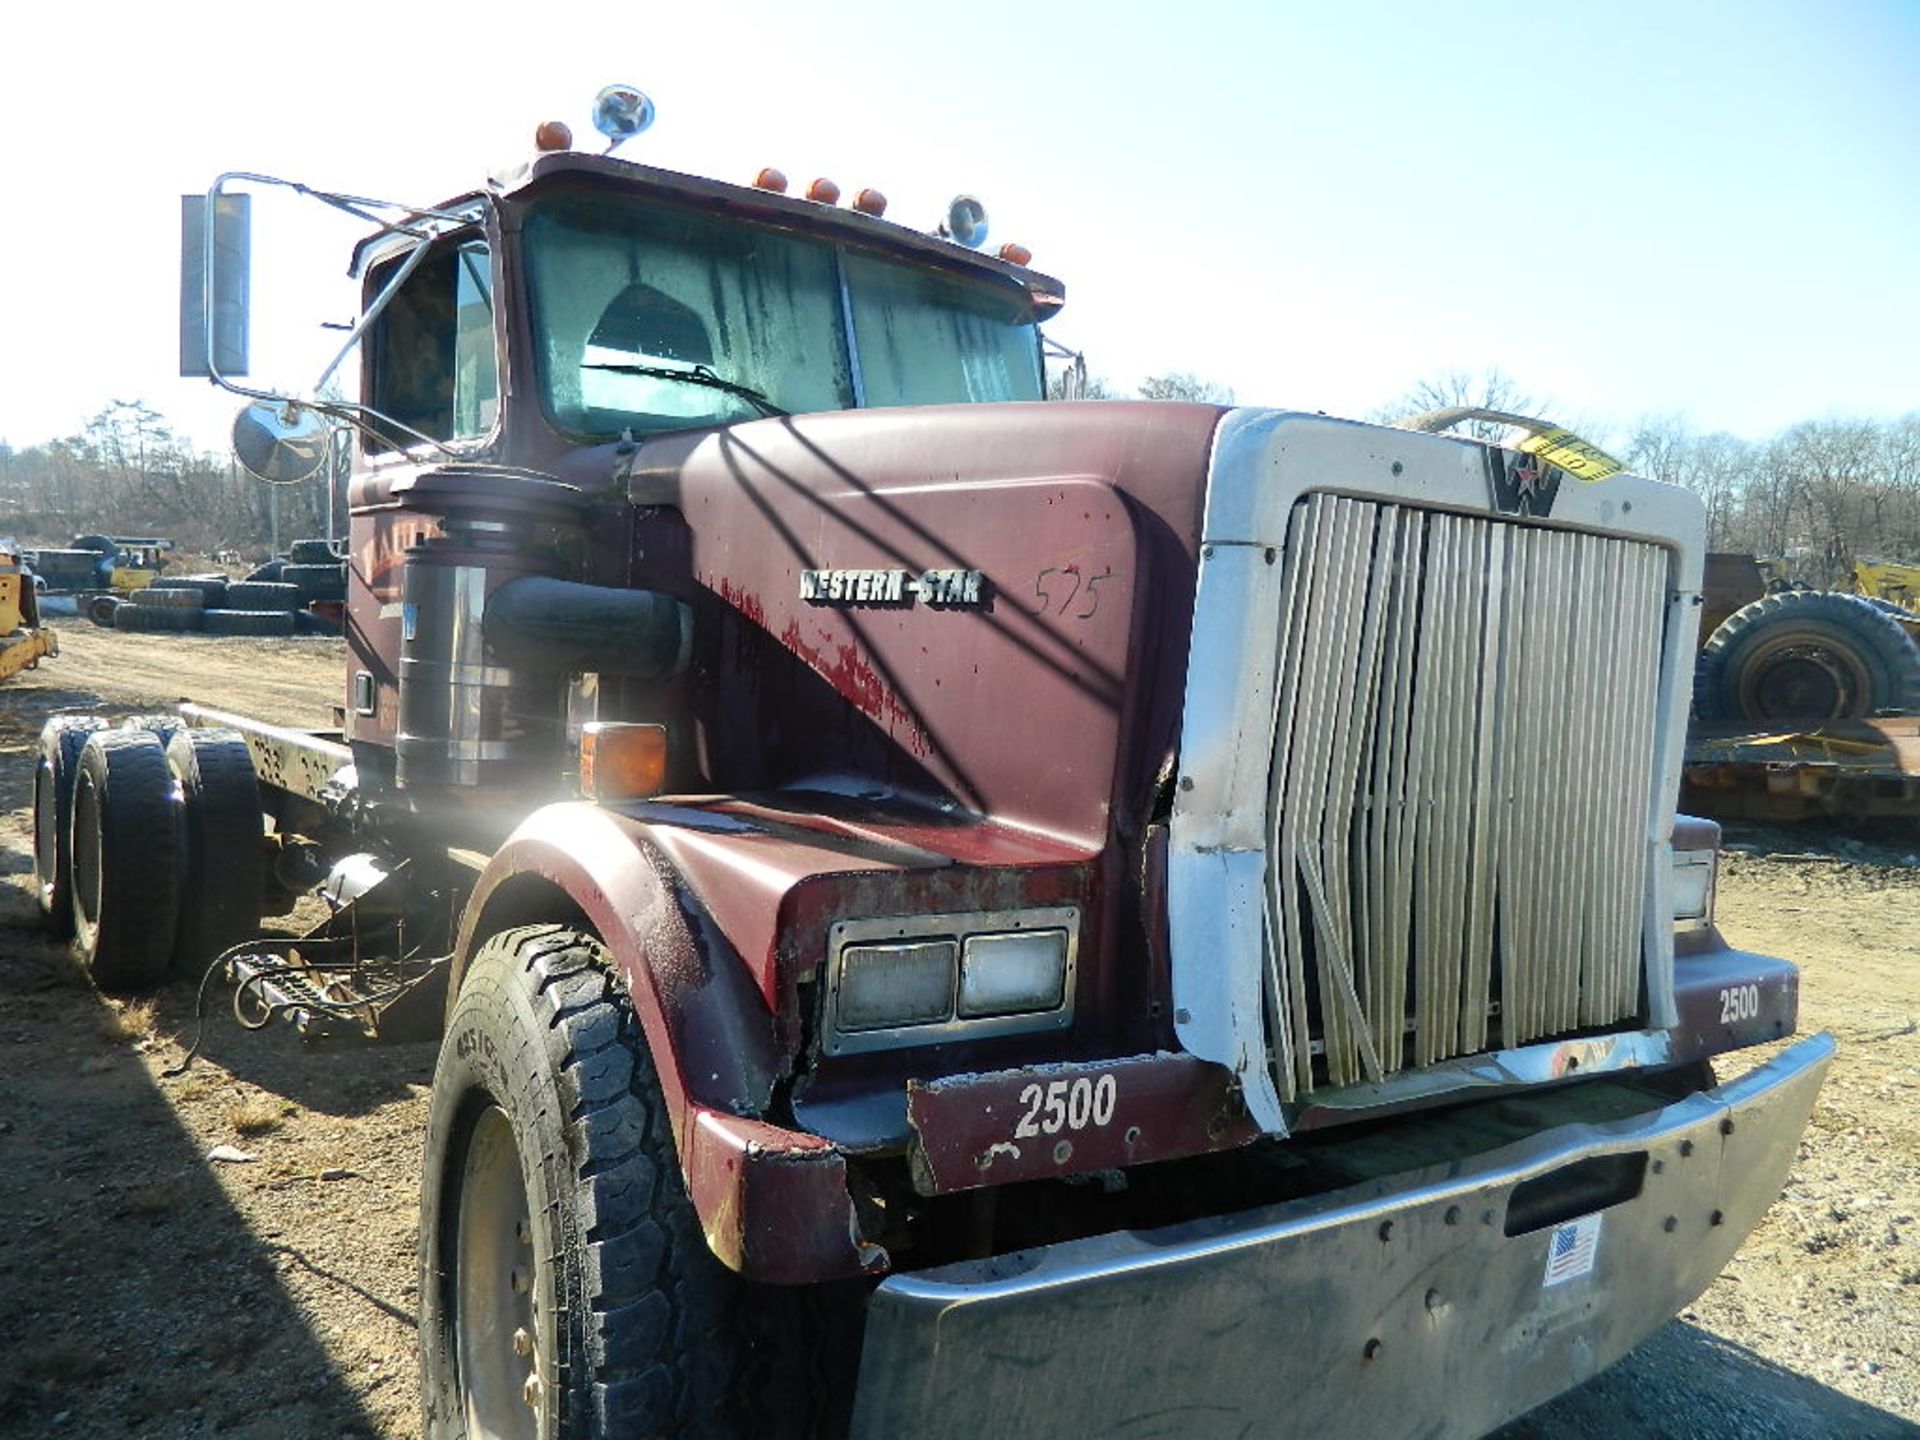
[366,239,497,451]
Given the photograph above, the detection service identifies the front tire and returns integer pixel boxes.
[420,925,797,1440]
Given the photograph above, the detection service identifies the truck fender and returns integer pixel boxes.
[450,802,878,1282]
[452,802,785,1125]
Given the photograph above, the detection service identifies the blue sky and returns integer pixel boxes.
[2,0,1914,453]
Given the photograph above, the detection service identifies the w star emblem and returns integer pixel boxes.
[1488,450,1563,518]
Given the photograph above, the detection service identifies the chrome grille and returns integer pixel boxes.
[1262,495,1667,1098]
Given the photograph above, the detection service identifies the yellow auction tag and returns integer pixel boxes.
[1515,428,1625,483]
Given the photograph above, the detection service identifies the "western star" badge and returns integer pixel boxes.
[799,568,987,608]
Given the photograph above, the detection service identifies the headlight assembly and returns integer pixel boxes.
[1671,847,1717,930]
[822,907,1079,1055]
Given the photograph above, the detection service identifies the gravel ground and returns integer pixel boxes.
[0,625,1914,1438]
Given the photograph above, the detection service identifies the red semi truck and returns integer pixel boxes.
[35,88,1830,1439]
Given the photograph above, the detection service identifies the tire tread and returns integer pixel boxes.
[1696,590,1920,721]
[71,729,182,992]
[421,924,838,1439]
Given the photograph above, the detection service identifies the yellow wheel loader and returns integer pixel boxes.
[1,543,57,681]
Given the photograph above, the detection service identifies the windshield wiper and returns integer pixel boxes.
[582,362,789,418]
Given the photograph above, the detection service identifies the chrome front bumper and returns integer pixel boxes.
[849,1033,1833,1440]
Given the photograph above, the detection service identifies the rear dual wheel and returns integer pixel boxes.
[33,716,108,936]
[69,730,183,991]
[167,729,265,976]
[35,719,263,990]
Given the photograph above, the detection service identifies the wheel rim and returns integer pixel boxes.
[455,1106,542,1440]
[71,770,102,933]
[33,758,58,910]
[1736,634,1871,721]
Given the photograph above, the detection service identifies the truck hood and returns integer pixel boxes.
[604,401,1228,849]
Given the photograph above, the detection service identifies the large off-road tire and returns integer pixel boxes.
[419,925,837,1440]
[202,607,298,637]
[69,729,183,992]
[33,715,109,936]
[283,562,347,604]
[86,595,122,628]
[130,586,206,611]
[1695,590,1920,724]
[149,575,231,605]
[289,538,343,564]
[224,580,300,612]
[165,729,263,978]
[114,602,192,633]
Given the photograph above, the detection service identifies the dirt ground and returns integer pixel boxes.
[0,624,1915,1439]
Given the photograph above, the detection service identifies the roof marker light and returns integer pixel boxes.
[853,188,888,217]
[806,178,842,205]
[535,121,573,152]
[753,167,789,193]
[997,242,1032,266]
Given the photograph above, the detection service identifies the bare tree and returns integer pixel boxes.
[1046,372,1116,401]
[1373,367,1543,443]
[1627,417,1752,549]
[0,398,333,557]
[1137,372,1235,404]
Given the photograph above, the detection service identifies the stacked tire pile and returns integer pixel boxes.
[34,715,264,990]
[106,538,346,639]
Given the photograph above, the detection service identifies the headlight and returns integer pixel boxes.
[835,941,956,1031]
[823,907,1079,1055]
[1671,848,1717,929]
[959,930,1070,1017]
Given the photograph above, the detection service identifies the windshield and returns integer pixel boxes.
[524,195,1043,440]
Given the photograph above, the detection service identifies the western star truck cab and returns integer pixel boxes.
[34,85,1828,1439]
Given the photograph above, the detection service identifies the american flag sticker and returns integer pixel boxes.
[1542,1214,1603,1287]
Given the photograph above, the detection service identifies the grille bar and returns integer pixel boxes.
[1261,496,1667,1098]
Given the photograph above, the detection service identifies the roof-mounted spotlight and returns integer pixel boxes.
[937,194,989,249]
[592,83,655,154]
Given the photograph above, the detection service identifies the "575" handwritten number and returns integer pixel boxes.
[1034,566,1112,621]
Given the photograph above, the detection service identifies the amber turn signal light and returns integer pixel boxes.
[535,121,573,152]
[753,167,789,193]
[580,723,668,802]
[806,177,841,204]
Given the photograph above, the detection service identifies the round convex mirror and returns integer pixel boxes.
[232,401,330,484]
[941,195,990,250]
[592,84,656,150]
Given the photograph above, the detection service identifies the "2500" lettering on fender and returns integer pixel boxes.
[1013,1074,1118,1138]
